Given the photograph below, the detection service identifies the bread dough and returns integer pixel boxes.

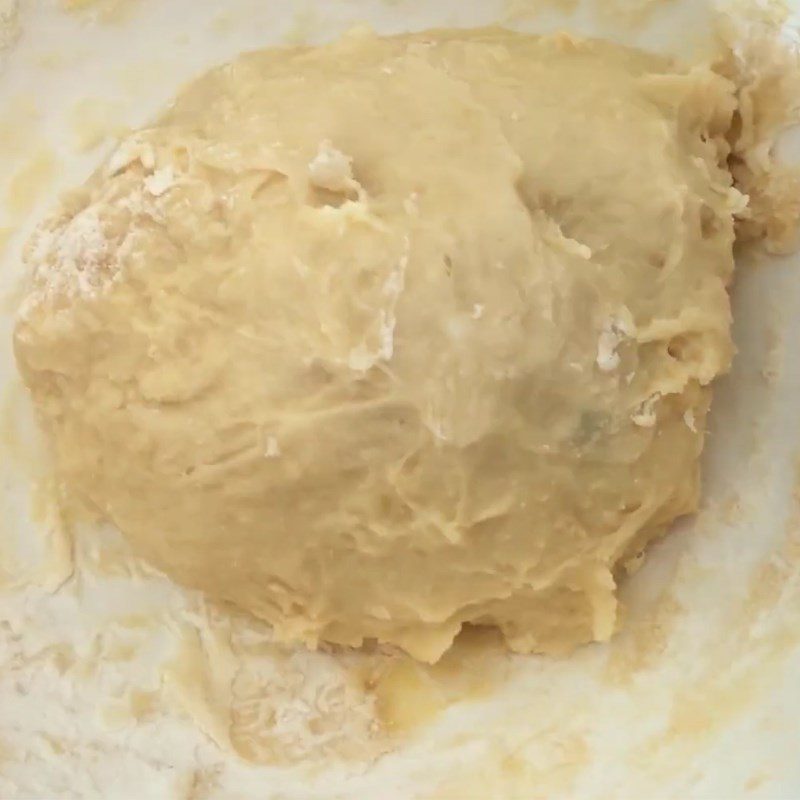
[14,28,743,662]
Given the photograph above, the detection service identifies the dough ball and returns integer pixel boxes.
[14,29,742,661]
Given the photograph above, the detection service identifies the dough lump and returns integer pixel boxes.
[15,29,744,662]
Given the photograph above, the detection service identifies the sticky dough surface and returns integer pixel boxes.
[14,29,743,661]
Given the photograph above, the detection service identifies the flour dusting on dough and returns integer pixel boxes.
[309,140,357,194]
[597,313,633,372]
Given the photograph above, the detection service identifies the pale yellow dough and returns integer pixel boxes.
[15,29,744,662]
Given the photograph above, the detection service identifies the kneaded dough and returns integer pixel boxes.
[14,28,744,662]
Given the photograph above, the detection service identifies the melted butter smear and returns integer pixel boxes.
[61,0,141,24]
[5,147,59,218]
[369,626,509,735]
